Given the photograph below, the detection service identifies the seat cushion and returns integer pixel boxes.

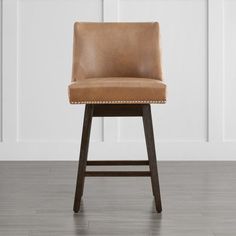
[68,77,166,104]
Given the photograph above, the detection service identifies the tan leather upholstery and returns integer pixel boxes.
[69,77,166,104]
[69,22,166,104]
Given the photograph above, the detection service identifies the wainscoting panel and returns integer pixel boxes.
[224,0,236,141]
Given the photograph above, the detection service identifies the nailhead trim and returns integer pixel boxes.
[70,100,166,104]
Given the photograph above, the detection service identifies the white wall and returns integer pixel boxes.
[0,0,236,160]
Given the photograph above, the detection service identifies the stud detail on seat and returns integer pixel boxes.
[70,100,166,104]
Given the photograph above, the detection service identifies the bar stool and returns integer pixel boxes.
[68,22,166,213]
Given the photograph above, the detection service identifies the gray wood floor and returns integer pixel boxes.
[0,161,236,236]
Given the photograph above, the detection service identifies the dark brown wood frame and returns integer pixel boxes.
[73,104,162,213]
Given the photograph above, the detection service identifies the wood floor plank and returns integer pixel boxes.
[0,231,29,236]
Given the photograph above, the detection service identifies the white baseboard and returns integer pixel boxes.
[0,141,236,161]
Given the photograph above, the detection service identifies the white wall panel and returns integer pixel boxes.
[224,0,236,141]
[119,0,208,141]
[18,0,103,142]
[0,0,2,142]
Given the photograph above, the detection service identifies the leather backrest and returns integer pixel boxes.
[72,22,162,81]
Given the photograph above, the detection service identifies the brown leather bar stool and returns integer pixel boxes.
[68,22,166,213]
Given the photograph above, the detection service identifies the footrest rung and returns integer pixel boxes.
[87,160,149,166]
[85,171,151,177]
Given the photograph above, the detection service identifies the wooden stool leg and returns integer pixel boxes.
[142,104,162,213]
[73,105,94,213]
